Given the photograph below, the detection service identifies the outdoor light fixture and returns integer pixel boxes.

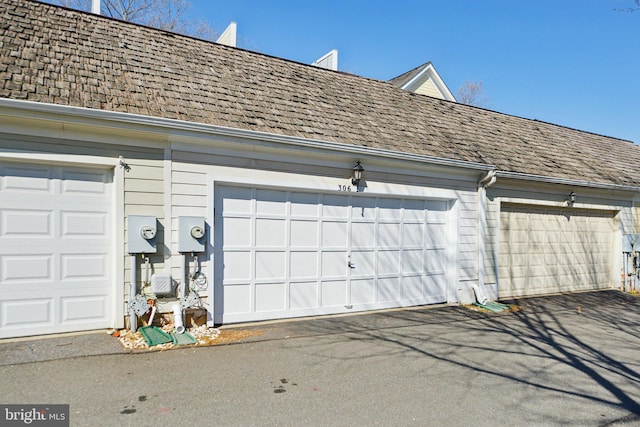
[351,161,364,187]
[565,191,576,206]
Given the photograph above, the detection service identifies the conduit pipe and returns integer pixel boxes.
[130,254,138,332]
[173,303,185,334]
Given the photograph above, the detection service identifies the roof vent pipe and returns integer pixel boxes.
[91,0,100,14]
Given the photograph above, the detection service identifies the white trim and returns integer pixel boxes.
[206,177,216,326]
[207,172,460,201]
[0,150,120,167]
[114,162,125,329]
[499,196,623,212]
[0,98,493,172]
[207,173,463,321]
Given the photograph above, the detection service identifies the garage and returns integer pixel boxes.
[0,162,114,338]
[213,185,453,323]
[498,204,615,298]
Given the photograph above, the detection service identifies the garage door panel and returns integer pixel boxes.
[378,250,400,275]
[402,276,425,301]
[255,251,285,279]
[61,254,108,280]
[425,224,447,247]
[499,205,614,298]
[61,170,110,195]
[351,222,375,247]
[322,221,348,247]
[222,217,251,246]
[290,252,318,279]
[290,192,319,217]
[321,280,346,307]
[350,250,375,276]
[255,189,287,215]
[321,251,348,277]
[290,282,318,309]
[61,295,109,322]
[61,211,109,237]
[256,219,286,247]
[351,278,375,305]
[1,208,53,237]
[290,221,318,247]
[223,284,252,314]
[219,187,252,212]
[1,165,53,192]
[255,283,286,312]
[424,274,447,302]
[221,251,251,281]
[322,195,349,218]
[1,254,53,283]
[215,186,452,323]
[1,298,53,328]
[352,197,376,218]
[403,223,423,247]
[402,250,423,274]
[377,278,400,302]
[378,223,401,247]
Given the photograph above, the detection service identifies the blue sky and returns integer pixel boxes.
[191,0,640,144]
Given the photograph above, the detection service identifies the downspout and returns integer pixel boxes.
[475,169,497,304]
[91,0,100,14]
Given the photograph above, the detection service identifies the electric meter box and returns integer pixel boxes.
[127,215,157,254]
[178,216,206,253]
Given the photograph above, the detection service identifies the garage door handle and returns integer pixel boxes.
[348,261,356,269]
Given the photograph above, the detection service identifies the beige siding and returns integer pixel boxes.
[414,79,443,99]
[457,191,479,285]
[484,195,500,286]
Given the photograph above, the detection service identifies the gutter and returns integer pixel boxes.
[0,98,494,172]
[497,171,640,193]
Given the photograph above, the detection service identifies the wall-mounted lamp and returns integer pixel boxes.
[565,191,576,206]
[351,161,364,187]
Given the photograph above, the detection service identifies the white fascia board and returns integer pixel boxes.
[496,170,640,193]
[0,98,494,172]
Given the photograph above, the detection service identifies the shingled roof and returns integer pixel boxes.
[2,0,640,188]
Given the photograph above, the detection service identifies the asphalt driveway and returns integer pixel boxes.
[0,290,639,426]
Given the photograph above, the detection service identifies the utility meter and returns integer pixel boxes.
[178,216,205,253]
[141,225,157,240]
[128,215,158,254]
[190,225,205,239]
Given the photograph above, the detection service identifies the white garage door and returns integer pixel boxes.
[499,204,615,298]
[214,185,452,324]
[0,162,114,338]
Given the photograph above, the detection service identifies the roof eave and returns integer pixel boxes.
[496,170,640,193]
[0,98,494,172]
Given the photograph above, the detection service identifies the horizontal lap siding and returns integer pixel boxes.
[170,162,209,292]
[457,191,479,285]
[123,158,165,306]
